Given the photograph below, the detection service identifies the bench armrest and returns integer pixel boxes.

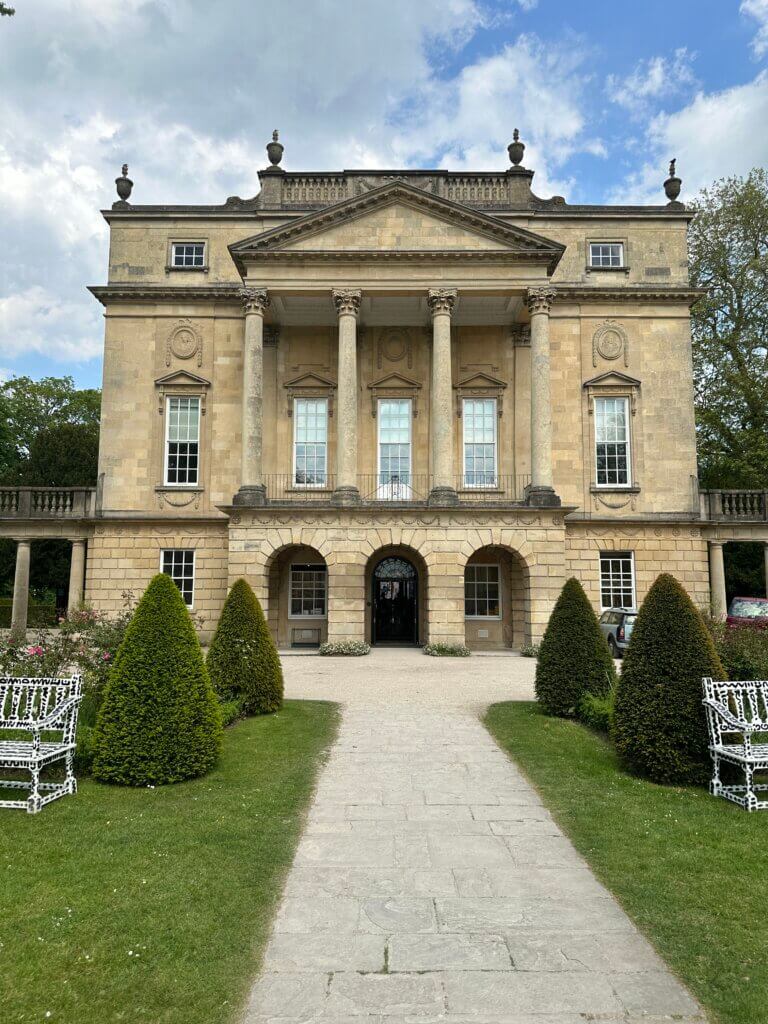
[31,695,83,732]
[702,697,755,733]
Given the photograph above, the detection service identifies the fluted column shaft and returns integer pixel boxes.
[428,288,458,505]
[10,539,31,641]
[526,286,560,507]
[709,541,727,619]
[67,540,86,616]
[235,287,269,506]
[333,289,361,505]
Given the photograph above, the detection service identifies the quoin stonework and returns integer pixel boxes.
[3,133,768,645]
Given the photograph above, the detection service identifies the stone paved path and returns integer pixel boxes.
[243,656,705,1022]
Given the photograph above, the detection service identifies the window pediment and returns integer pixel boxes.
[455,372,507,416]
[583,371,640,389]
[584,372,641,417]
[367,372,422,417]
[155,370,210,415]
[284,372,336,417]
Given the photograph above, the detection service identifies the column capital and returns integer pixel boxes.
[240,287,269,316]
[332,288,362,317]
[709,539,725,547]
[526,286,556,316]
[427,288,457,318]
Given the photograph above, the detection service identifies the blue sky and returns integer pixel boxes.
[1,0,766,391]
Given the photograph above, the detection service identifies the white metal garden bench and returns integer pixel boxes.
[0,675,83,814]
[703,677,768,811]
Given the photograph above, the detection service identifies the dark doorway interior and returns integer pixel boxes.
[372,556,418,644]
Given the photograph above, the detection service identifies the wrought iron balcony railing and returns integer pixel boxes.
[700,489,768,521]
[0,487,97,519]
[260,474,531,506]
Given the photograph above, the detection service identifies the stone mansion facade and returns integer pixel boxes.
[4,133,767,647]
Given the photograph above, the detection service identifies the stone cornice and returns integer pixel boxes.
[89,284,243,306]
[554,285,704,305]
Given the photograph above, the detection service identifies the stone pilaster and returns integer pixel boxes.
[525,286,560,507]
[234,287,269,506]
[67,539,87,616]
[332,289,362,505]
[10,539,31,641]
[709,540,727,619]
[427,288,458,506]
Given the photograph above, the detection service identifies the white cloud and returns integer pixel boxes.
[742,0,768,57]
[609,71,768,204]
[606,48,697,118]
[0,287,103,363]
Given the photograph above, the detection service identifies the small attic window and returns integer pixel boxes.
[171,242,206,269]
[589,242,624,268]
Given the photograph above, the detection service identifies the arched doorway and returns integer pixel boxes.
[266,544,328,649]
[464,545,530,650]
[371,555,418,645]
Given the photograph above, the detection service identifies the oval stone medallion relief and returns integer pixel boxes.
[592,320,628,367]
[166,318,203,366]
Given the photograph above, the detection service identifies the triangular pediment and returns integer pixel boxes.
[583,371,641,388]
[455,372,507,390]
[284,372,336,389]
[230,181,564,272]
[368,372,422,390]
[154,370,210,387]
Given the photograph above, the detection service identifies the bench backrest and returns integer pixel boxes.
[0,676,82,732]
[703,677,768,744]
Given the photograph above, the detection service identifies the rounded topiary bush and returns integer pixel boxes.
[535,577,617,717]
[92,573,222,785]
[206,578,283,715]
[613,573,725,785]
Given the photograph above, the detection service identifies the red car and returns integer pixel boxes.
[726,596,768,627]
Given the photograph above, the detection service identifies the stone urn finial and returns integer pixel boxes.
[115,163,133,202]
[508,128,525,167]
[664,157,682,202]
[266,129,284,168]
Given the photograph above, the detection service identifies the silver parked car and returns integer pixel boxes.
[598,608,637,658]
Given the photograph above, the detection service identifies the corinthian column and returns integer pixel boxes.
[234,287,269,506]
[332,289,361,505]
[427,288,458,506]
[526,286,560,507]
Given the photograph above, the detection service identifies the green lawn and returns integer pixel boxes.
[485,701,768,1024]
[0,700,339,1024]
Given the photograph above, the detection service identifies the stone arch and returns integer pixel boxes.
[463,543,532,650]
[364,543,429,646]
[264,542,328,649]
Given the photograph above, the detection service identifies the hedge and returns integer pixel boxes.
[613,573,725,785]
[535,577,617,717]
[92,573,222,785]
[206,579,283,715]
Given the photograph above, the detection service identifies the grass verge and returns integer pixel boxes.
[485,701,767,1024]
[0,700,339,1024]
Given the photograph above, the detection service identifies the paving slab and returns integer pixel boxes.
[242,650,705,1022]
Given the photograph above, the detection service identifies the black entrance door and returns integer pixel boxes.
[372,557,418,644]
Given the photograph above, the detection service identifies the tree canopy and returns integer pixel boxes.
[690,168,768,489]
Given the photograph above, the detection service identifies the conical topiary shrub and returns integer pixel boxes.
[206,578,283,715]
[92,573,222,785]
[613,573,725,785]
[535,577,617,717]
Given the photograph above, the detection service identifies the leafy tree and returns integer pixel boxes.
[690,169,768,489]
[207,578,283,715]
[0,3,15,15]
[613,573,725,785]
[93,573,222,785]
[535,577,617,717]
[25,422,98,487]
